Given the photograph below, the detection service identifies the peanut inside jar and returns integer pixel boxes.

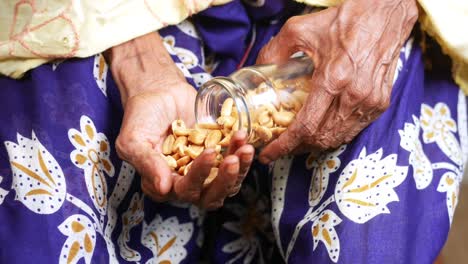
[160,77,309,184]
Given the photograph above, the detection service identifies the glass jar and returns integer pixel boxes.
[195,55,314,147]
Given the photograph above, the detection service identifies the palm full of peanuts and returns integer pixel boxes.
[161,78,309,184]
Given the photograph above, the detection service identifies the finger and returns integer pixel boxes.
[229,145,255,197]
[256,16,319,65]
[141,178,169,202]
[236,145,255,178]
[173,149,217,203]
[200,155,239,210]
[132,148,174,196]
[259,86,334,163]
[226,131,248,156]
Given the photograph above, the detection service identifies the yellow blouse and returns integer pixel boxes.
[0,0,467,93]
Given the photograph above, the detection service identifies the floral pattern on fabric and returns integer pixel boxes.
[58,214,97,264]
[5,132,67,214]
[68,115,115,215]
[141,215,194,264]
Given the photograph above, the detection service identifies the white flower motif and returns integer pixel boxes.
[399,115,433,189]
[169,201,206,247]
[118,193,144,262]
[68,115,115,215]
[420,103,462,166]
[141,215,193,264]
[306,146,346,207]
[93,54,108,96]
[5,132,66,214]
[222,186,273,264]
[437,171,460,224]
[58,214,96,264]
[311,210,342,263]
[0,175,8,205]
[335,148,408,223]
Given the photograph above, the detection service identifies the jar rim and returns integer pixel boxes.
[195,77,252,137]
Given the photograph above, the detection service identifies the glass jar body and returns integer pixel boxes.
[195,55,313,147]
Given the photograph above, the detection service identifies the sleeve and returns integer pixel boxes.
[417,0,468,94]
[0,0,232,79]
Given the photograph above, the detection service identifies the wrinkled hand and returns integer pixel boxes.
[116,87,254,209]
[257,0,418,163]
[108,32,254,209]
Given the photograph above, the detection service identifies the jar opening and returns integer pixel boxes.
[195,77,251,137]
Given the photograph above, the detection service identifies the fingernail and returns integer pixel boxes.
[241,152,253,163]
[227,163,239,174]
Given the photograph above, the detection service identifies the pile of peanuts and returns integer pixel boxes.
[247,78,308,147]
[161,78,309,183]
[160,98,238,186]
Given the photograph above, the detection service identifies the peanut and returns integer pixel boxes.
[255,125,273,142]
[186,145,204,159]
[171,152,181,160]
[196,123,221,130]
[172,120,190,136]
[177,156,191,167]
[172,136,188,153]
[162,134,175,155]
[184,161,193,176]
[221,98,234,116]
[219,134,231,147]
[205,130,223,148]
[292,90,308,104]
[178,165,186,175]
[188,130,207,145]
[217,115,236,128]
[273,111,295,127]
[162,154,177,169]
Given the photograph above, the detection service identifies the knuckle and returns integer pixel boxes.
[283,16,306,36]
[347,86,371,102]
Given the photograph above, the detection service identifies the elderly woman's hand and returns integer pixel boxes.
[107,32,254,209]
[257,0,418,163]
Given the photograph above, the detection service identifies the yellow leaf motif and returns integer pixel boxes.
[11,161,51,188]
[75,154,87,165]
[98,55,106,80]
[322,229,332,246]
[348,175,392,193]
[84,234,93,253]
[320,214,329,222]
[38,150,56,185]
[445,177,454,186]
[72,134,86,147]
[342,169,357,190]
[25,189,52,196]
[157,235,177,257]
[312,225,319,237]
[344,198,375,207]
[71,221,85,233]
[100,141,108,152]
[67,241,80,264]
[85,124,94,140]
